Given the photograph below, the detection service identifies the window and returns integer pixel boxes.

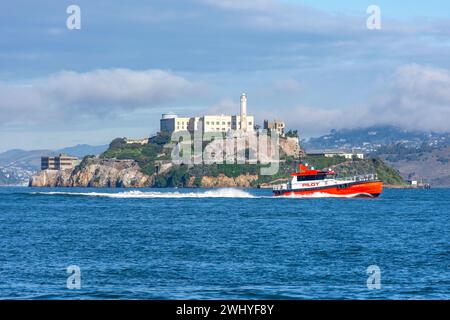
[296,174,326,182]
[222,122,225,125]
[206,121,209,125]
[216,122,220,125]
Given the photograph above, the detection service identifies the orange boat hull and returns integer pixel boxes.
[274,181,383,198]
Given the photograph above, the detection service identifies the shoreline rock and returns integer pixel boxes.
[29,158,153,188]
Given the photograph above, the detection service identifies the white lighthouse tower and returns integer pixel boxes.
[240,93,248,132]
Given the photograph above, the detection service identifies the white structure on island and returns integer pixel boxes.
[240,93,248,132]
[160,93,254,134]
[307,149,365,160]
[124,138,149,145]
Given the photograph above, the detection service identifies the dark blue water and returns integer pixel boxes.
[0,187,448,299]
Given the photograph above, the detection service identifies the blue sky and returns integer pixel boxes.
[289,0,450,19]
[1,0,450,151]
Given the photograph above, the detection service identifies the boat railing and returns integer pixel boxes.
[335,173,378,182]
[272,183,289,191]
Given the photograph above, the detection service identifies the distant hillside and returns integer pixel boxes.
[57,144,108,158]
[0,149,54,170]
[377,146,450,186]
[0,144,108,170]
[303,125,450,186]
[303,125,450,153]
[0,144,108,185]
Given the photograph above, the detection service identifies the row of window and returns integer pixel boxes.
[176,121,253,127]
[205,121,253,126]
[175,127,256,132]
[176,121,253,130]
[206,121,231,126]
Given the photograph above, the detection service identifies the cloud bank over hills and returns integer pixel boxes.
[2,64,450,134]
[268,64,450,135]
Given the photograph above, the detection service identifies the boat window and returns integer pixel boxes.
[297,174,326,182]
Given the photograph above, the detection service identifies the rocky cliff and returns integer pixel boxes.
[280,137,304,158]
[29,156,260,188]
[189,174,258,188]
[30,157,152,188]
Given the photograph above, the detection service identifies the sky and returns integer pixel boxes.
[1,0,450,151]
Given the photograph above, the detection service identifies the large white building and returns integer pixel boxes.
[160,93,254,134]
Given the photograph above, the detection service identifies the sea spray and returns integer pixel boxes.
[33,188,257,199]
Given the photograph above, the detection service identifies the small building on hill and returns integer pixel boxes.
[41,154,80,171]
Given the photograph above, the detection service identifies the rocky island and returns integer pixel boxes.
[30,131,406,188]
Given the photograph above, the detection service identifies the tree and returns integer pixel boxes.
[285,130,299,138]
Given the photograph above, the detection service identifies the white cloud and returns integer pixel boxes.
[262,64,450,135]
[203,98,238,115]
[261,104,363,137]
[272,78,303,94]
[0,69,204,125]
[368,64,450,132]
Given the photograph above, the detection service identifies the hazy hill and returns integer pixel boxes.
[57,144,109,159]
[303,125,450,153]
[303,125,450,186]
[377,146,450,186]
[0,149,54,170]
[0,144,108,170]
[0,144,108,185]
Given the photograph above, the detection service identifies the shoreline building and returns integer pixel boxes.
[307,149,365,160]
[41,154,80,171]
[160,93,255,134]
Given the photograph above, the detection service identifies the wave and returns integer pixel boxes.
[282,192,374,199]
[32,188,257,199]
[32,189,374,199]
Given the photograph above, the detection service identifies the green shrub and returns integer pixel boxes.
[154,175,167,188]
[193,176,202,187]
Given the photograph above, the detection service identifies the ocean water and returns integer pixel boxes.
[0,187,448,300]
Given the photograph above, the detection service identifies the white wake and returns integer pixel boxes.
[282,192,374,199]
[33,188,257,199]
[33,189,374,199]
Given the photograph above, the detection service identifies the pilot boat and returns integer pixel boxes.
[273,164,383,198]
